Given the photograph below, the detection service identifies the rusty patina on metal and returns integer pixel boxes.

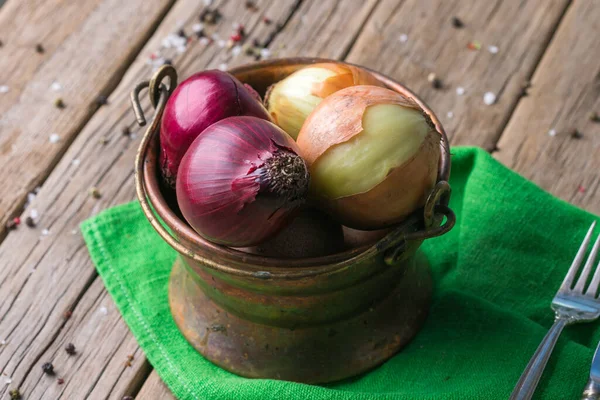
[131,58,455,383]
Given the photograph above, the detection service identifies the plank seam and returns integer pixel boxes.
[490,0,573,154]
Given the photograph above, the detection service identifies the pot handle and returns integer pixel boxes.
[131,66,203,265]
[381,181,456,266]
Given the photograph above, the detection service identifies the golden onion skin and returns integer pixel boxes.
[297,85,440,230]
[265,63,382,140]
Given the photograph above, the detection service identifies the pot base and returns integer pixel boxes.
[169,252,432,384]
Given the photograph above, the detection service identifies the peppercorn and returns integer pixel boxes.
[200,9,221,24]
[42,362,55,375]
[65,343,76,355]
[451,17,464,28]
[589,112,600,123]
[177,28,186,38]
[25,216,36,228]
[6,219,17,230]
[245,1,258,11]
[9,389,21,400]
[121,126,131,136]
[263,17,271,25]
[90,187,102,199]
[570,128,583,139]
[54,98,66,109]
[35,43,45,53]
[95,95,108,106]
[0,39,4,47]
[163,59,173,66]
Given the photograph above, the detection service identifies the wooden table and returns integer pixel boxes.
[0,0,598,398]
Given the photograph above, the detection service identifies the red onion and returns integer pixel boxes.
[160,70,270,187]
[176,116,310,247]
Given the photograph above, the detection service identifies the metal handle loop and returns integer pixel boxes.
[130,65,178,126]
[382,204,456,265]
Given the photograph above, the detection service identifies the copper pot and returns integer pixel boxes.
[131,58,455,383]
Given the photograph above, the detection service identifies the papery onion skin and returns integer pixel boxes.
[296,85,440,230]
[176,116,310,247]
[160,70,270,188]
[265,63,382,140]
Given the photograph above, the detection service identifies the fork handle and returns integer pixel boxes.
[582,380,600,400]
[509,317,568,400]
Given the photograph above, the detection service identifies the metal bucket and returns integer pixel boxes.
[131,58,455,384]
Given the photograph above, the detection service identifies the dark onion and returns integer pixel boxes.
[176,116,310,247]
[237,208,344,258]
[160,70,270,187]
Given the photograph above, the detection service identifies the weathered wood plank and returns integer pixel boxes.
[137,370,176,400]
[494,1,600,215]
[237,0,380,63]
[345,0,570,149]
[0,0,175,240]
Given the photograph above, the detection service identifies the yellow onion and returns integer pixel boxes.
[265,63,382,139]
[296,85,440,230]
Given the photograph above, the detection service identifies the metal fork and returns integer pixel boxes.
[510,221,600,400]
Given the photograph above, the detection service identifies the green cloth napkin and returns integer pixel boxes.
[82,147,600,400]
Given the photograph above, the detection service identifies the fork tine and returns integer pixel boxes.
[560,221,597,292]
[575,230,600,293]
[586,256,600,298]
[585,231,600,296]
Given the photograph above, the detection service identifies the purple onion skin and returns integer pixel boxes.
[176,116,310,247]
[160,70,270,188]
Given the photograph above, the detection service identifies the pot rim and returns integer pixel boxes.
[136,57,452,278]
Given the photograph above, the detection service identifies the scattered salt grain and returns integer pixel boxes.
[447,111,454,119]
[192,23,204,33]
[217,39,226,48]
[488,45,499,54]
[211,33,221,41]
[3,377,11,385]
[456,87,465,96]
[260,48,271,59]
[0,339,6,345]
[483,92,497,105]
[231,45,242,56]
[41,228,50,236]
[72,159,80,166]
[100,306,108,315]
[30,209,39,219]
[71,229,78,235]
[218,63,228,71]
[49,133,60,143]
[176,45,187,54]
[27,192,36,205]
[51,81,62,91]
[0,85,9,93]
[398,34,408,43]
[548,129,557,137]
[162,33,186,49]
[199,37,211,46]
[203,0,213,5]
